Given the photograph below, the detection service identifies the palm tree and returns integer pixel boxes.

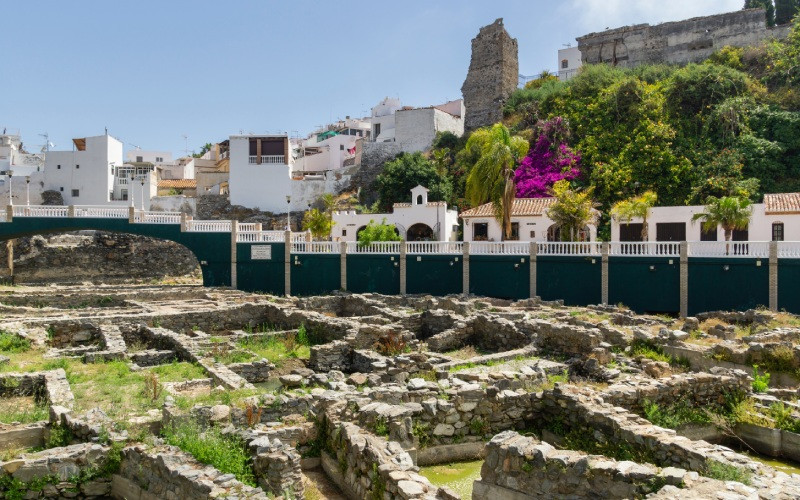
[610,191,657,241]
[692,196,752,255]
[546,180,597,241]
[465,124,529,240]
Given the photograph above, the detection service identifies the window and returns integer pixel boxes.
[57,165,61,169]
[59,187,64,192]
[561,59,569,69]
[416,195,423,205]
[136,156,143,162]
[508,222,520,241]
[656,222,686,242]
[374,123,381,139]
[700,226,717,241]
[156,156,163,162]
[340,145,344,151]
[619,223,644,242]
[71,189,79,197]
[473,222,488,241]
[75,164,79,169]
[772,222,784,242]
[342,229,347,237]
[530,230,535,238]
[121,190,128,201]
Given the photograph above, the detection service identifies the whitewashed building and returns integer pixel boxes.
[42,134,123,205]
[228,134,292,212]
[333,186,459,242]
[460,198,598,242]
[610,193,800,242]
[557,46,582,81]
[367,97,465,152]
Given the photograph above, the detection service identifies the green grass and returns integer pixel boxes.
[162,421,255,486]
[642,399,711,429]
[705,459,751,485]
[237,333,310,367]
[751,365,770,393]
[0,332,31,353]
[630,339,690,368]
[146,362,207,383]
[0,401,48,424]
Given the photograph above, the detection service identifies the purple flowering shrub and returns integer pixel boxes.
[514,117,581,198]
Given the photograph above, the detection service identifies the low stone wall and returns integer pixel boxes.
[228,359,274,383]
[249,436,304,497]
[0,369,74,409]
[114,445,267,499]
[0,422,45,451]
[0,443,113,498]
[473,431,684,499]
[45,321,102,348]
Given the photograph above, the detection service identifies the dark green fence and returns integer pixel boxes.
[537,256,601,306]
[609,257,679,313]
[346,254,400,294]
[236,243,285,295]
[778,259,800,314]
[688,258,769,316]
[407,254,462,296]
[469,255,529,300]
[290,254,340,296]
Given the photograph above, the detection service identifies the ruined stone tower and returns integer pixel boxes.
[461,18,519,131]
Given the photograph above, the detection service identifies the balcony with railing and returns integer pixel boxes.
[248,155,286,165]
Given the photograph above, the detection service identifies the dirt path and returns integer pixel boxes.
[302,469,346,500]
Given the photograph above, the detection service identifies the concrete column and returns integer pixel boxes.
[340,241,347,291]
[230,221,239,289]
[180,212,187,232]
[284,230,291,296]
[399,241,407,295]
[67,205,75,218]
[769,240,778,312]
[680,242,688,318]
[6,206,12,223]
[462,242,470,297]
[128,206,135,223]
[529,242,538,299]
[305,231,312,243]
[254,223,262,232]
[601,242,609,305]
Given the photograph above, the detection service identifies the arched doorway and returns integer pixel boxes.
[547,224,590,242]
[406,223,434,241]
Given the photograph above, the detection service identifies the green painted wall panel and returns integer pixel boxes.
[609,257,679,314]
[537,256,601,306]
[236,243,284,294]
[469,255,529,300]
[0,217,231,287]
[346,254,400,294]
[407,254,462,296]
[290,254,340,296]
[688,258,768,315]
[778,259,800,314]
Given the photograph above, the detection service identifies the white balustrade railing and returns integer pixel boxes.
[538,241,601,256]
[13,205,68,217]
[291,232,308,242]
[292,241,338,253]
[74,206,128,218]
[609,241,680,257]
[406,241,463,254]
[133,211,181,224]
[778,242,800,258]
[346,241,401,254]
[238,223,258,232]
[236,231,285,243]
[248,155,286,165]
[469,241,529,255]
[688,241,769,258]
[185,220,232,232]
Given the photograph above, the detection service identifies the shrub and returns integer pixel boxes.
[642,399,710,429]
[0,332,30,353]
[142,372,163,402]
[705,459,751,485]
[374,332,407,356]
[162,421,255,486]
[751,365,770,393]
[758,345,796,373]
[46,424,73,448]
[412,420,431,448]
[373,417,388,436]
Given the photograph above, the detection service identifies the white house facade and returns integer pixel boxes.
[332,186,459,242]
[557,46,582,81]
[610,193,800,242]
[460,198,598,242]
[42,135,122,205]
[228,134,292,212]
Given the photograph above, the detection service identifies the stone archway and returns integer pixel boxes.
[406,223,434,242]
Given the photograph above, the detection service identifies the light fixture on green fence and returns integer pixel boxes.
[723,265,730,271]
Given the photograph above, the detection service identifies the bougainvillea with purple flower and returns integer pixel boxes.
[514,117,582,198]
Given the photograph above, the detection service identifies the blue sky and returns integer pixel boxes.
[0,0,741,156]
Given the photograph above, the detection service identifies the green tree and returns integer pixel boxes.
[357,218,402,246]
[546,180,597,242]
[776,0,800,24]
[376,153,452,211]
[302,209,334,240]
[610,191,657,241]
[746,0,776,27]
[692,196,752,254]
[193,143,214,158]
[464,124,529,240]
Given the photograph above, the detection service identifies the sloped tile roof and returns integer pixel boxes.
[460,197,555,218]
[158,179,197,189]
[764,192,800,214]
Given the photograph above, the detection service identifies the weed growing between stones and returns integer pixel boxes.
[162,421,256,486]
[642,399,711,428]
[46,424,74,448]
[237,333,310,367]
[705,459,752,485]
[412,420,432,448]
[630,339,690,368]
[0,332,30,353]
[750,345,796,374]
[373,416,389,436]
[374,331,408,356]
[751,365,770,393]
[142,372,163,402]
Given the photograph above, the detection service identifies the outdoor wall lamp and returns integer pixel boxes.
[723,265,730,271]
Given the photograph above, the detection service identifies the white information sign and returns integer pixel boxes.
[251,245,272,260]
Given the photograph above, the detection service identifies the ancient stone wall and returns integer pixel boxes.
[461,18,519,131]
[577,8,790,68]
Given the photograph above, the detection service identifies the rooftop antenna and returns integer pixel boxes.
[128,143,141,150]
[38,133,53,152]
[182,134,189,157]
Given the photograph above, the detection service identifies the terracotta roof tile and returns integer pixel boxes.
[764,192,800,214]
[158,179,197,189]
[460,198,555,218]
